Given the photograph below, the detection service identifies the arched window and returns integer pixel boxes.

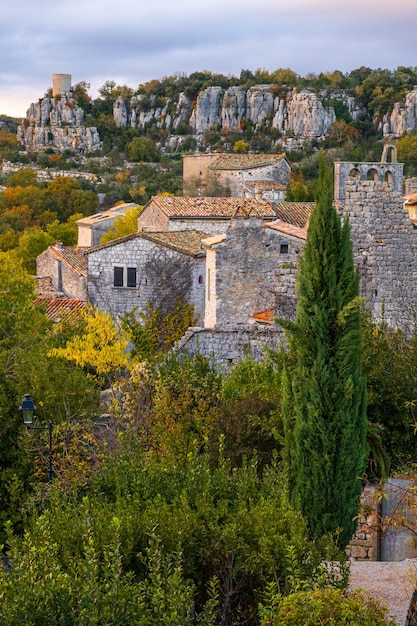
[385,171,393,186]
[367,168,378,181]
[348,168,360,181]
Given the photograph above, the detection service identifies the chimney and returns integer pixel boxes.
[54,241,63,250]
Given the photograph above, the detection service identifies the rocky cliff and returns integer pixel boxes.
[114,85,362,140]
[17,84,417,154]
[17,96,101,153]
[383,86,417,137]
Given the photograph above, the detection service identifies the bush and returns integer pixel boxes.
[259,588,396,625]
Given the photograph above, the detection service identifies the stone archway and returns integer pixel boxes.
[381,143,397,164]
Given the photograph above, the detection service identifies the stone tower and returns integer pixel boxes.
[334,147,417,331]
[52,74,72,97]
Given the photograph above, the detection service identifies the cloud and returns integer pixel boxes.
[1,0,416,117]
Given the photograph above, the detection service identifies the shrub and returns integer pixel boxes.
[259,588,396,625]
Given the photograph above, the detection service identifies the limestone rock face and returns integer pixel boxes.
[189,87,224,133]
[383,86,417,137]
[114,85,356,140]
[221,86,246,131]
[18,95,101,153]
[284,89,336,137]
[113,92,192,132]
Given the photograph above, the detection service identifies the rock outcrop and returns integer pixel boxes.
[114,85,363,141]
[383,86,417,137]
[17,96,101,153]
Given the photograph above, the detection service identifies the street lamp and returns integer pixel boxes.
[19,394,54,483]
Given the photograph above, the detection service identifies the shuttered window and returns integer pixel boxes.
[113,266,124,287]
[127,267,137,288]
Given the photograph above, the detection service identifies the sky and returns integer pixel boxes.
[1,0,417,118]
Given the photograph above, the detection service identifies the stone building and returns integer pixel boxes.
[182,153,291,198]
[335,151,417,331]
[203,217,306,328]
[36,242,88,301]
[86,230,207,323]
[138,195,277,235]
[179,148,417,364]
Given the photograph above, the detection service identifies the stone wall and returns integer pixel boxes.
[340,178,417,330]
[36,248,87,301]
[347,484,380,561]
[176,324,285,369]
[207,218,300,326]
[87,236,206,323]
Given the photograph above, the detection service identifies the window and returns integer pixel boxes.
[113,266,124,287]
[127,267,137,288]
[113,266,137,288]
[280,243,289,254]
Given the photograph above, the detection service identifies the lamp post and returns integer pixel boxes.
[19,394,54,483]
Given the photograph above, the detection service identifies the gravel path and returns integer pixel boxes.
[348,560,417,625]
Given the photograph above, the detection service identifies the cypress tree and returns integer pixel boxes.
[280,153,367,549]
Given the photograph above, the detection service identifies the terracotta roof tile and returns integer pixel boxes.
[244,181,287,191]
[48,246,88,275]
[250,308,275,324]
[35,276,61,297]
[266,220,307,240]
[89,230,209,257]
[140,230,209,256]
[34,297,87,322]
[273,202,314,228]
[146,196,276,218]
[209,153,287,170]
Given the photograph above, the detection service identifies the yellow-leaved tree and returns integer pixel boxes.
[49,307,130,379]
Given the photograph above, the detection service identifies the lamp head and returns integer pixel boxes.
[19,394,36,425]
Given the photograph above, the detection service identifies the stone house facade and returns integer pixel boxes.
[183,153,291,198]
[86,230,207,323]
[203,217,306,328]
[138,195,277,235]
[36,243,88,301]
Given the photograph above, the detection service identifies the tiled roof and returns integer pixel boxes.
[146,196,276,218]
[405,194,417,205]
[209,153,287,170]
[35,276,61,297]
[140,230,209,257]
[47,246,88,276]
[34,297,87,323]
[266,220,308,240]
[88,230,209,257]
[244,181,287,191]
[273,202,314,228]
[250,308,275,324]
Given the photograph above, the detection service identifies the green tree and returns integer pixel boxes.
[127,137,160,162]
[233,140,248,153]
[279,153,367,549]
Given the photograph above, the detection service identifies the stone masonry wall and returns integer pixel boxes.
[212,219,300,326]
[36,249,87,300]
[87,237,206,322]
[176,324,285,369]
[347,484,380,561]
[339,179,417,330]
